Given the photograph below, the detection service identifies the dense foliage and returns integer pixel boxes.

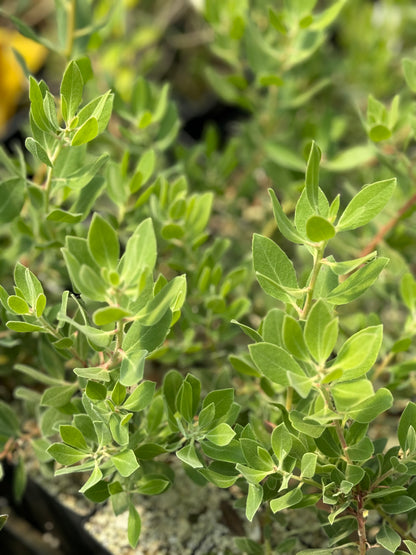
[1,1,416,553]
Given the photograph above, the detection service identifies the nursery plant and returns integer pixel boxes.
[1,1,416,554]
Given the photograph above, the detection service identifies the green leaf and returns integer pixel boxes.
[0,400,20,437]
[206,423,236,446]
[249,342,305,386]
[287,371,313,398]
[324,145,375,172]
[326,257,389,305]
[59,317,112,348]
[12,456,26,503]
[43,90,59,130]
[403,58,416,92]
[87,213,120,269]
[305,216,335,242]
[331,325,383,381]
[137,275,186,326]
[14,363,63,386]
[61,60,84,123]
[123,310,171,353]
[255,273,303,303]
[310,0,347,30]
[7,295,30,314]
[53,153,109,191]
[93,306,131,326]
[262,308,285,346]
[270,487,303,513]
[136,477,170,496]
[305,141,321,212]
[185,192,213,235]
[128,503,141,548]
[79,466,103,494]
[60,425,88,451]
[323,251,377,275]
[198,402,216,431]
[120,349,147,387]
[0,10,55,50]
[283,315,310,361]
[35,293,46,317]
[176,381,194,423]
[202,389,235,423]
[122,381,155,412]
[109,413,129,446]
[253,234,298,302]
[376,523,401,553]
[295,189,330,239]
[331,379,374,412]
[333,383,393,423]
[85,380,107,401]
[234,537,264,555]
[130,149,156,193]
[382,496,416,514]
[0,514,8,531]
[301,453,317,478]
[25,138,52,167]
[271,423,292,462]
[345,465,365,486]
[236,464,273,484]
[404,541,416,555]
[112,449,139,477]
[23,266,43,306]
[269,189,305,244]
[82,479,109,502]
[40,384,77,408]
[0,178,25,224]
[176,444,203,468]
[231,320,263,343]
[304,300,337,363]
[6,321,45,333]
[77,90,113,133]
[246,483,263,522]
[346,438,374,462]
[28,76,51,131]
[398,402,416,450]
[369,125,391,142]
[201,440,245,465]
[111,382,127,406]
[289,411,324,438]
[336,179,396,231]
[71,117,99,146]
[47,443,87,465]
[266,143,304,171]
[119,218,157,286]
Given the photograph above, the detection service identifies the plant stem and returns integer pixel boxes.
[301,245,324,319]
[65,0,76,59]
[44,142,63,214]
[115,320,124,352]
[319,384,352,463]
[356,492,367,555]
[285,386,293,411]
[371,352,394,382]
[334,420,351,463]
[359,192,416,258]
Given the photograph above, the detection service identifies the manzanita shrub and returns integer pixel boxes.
[1,2,416,554]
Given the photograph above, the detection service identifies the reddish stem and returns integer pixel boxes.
[359,192,416,257]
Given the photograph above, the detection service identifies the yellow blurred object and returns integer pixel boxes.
[0,28,48,136]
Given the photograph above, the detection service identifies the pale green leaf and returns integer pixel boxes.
[337,179,396,231]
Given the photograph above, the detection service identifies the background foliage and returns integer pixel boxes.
[1,1,416,553]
